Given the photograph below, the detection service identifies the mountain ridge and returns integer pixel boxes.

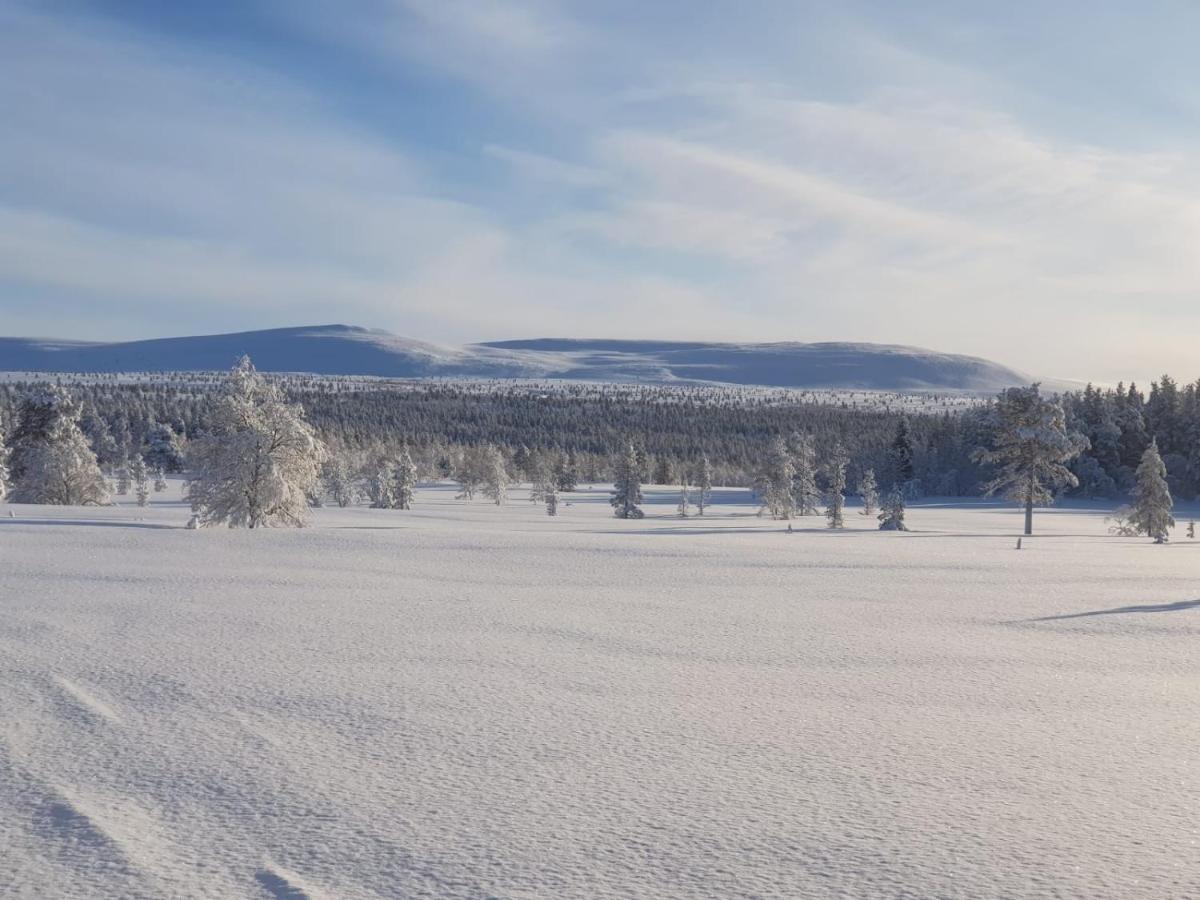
[0,324,1051,392]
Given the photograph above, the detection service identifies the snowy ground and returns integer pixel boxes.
[3,482,1199,898]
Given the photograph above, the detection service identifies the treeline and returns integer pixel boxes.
[0,375,990,494]
[2,371,1199,502]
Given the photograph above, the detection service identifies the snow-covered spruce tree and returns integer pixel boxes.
[652,457,672,485]
[610,443,645,519]
[1128,440,1174,543]
[825,445,849,529]
[555,449,579,492]
[887,418,916,489]
[143,422,185,473]
[695,455,713,516]
[545,483,559,516]
[482,445,510,506]
[153,466,168,493]
[393,447,418,510]
[368,460,397,509]
[677,479,690,518]
[9,387,109,506]
[759,436,795,520]
[186,356,325,528]
[858,467,879,516]
[878,486,908,531]
[130,455,149,507]
[116,459,131,495]
[972,385,1088,536]
[789,434,820,515]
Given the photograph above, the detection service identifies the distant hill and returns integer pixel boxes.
[0,324,1042,392]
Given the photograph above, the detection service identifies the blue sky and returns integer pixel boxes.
[3,0,1199,381]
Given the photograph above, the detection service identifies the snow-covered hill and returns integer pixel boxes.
[0,324,1041,392]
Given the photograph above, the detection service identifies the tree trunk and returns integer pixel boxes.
[1024,495,1033,536]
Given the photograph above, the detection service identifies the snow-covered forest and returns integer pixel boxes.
[3,367,1198,506]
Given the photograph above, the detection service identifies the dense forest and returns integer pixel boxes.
[1,372,1197,500]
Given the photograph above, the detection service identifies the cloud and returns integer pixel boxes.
[3,0,1200,382]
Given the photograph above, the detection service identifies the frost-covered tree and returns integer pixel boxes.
[677,478,690,518]
[481,445,510,505]
[758,436,795,520]
[858,468,879,516]
[153,466,168,493]
[454,446,487,501]
[695,455,713,516]
[789,434,820,515]
[321,456,356,507]
[545,483,559,516]
[186,356,325,528]
[825,445,848,529]
[0,421,9,502]
[143,422,185,473]
[9,387,109,506]
[393,447,418,510]
[1128,440,1174,543]
[367,461,397,509]
[973,385,1087,536]
[610,443,644,519]
[878,486,908,531]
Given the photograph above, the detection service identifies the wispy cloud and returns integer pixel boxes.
[3,0,1200,381]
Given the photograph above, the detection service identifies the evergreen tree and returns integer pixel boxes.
[887,418,915,488]
[186,356,325,528]
[825,445,848,529]
[393,447,418,510]
[695,455,713,516]
[858,468,879,516]
[153,466,168,493]
[9,387,109,506]
[116,459,131,496]
[788,434,820,515]
[130,455,149,507]
[758,436,795,520]
[610,443,645,519]
[652,457,673,485]
[878,486,908,531]
[545,484,559,516]
[1128,440,1174,543]
[554,449,579,492]
[972,385,1087,536]
[143,422,185,473]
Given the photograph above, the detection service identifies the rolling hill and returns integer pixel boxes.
[0,324,1041,392]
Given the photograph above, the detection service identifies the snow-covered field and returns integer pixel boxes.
[3,483,1198,898]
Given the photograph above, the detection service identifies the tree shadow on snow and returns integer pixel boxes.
[1027,599,1200,622]
[0,518,176,530]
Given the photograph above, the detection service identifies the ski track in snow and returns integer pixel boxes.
[2,481,1200,898]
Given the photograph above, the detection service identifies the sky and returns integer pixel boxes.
[2,0,1199,383]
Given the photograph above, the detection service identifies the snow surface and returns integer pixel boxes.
[2,483,1199,898]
